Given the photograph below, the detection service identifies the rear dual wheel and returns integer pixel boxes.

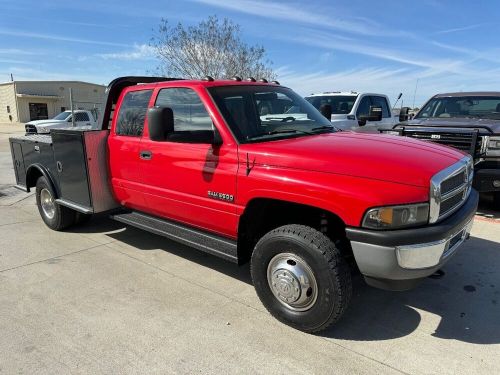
[35,176,91,230]
[251,224,352,333]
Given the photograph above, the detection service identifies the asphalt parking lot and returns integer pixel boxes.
[0,123,499,374]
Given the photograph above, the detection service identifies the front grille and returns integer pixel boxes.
[25,124,37,134]
[440,170,466,195]
[429,156,473,223]
[439,191,464,217]
[403,130,482,156]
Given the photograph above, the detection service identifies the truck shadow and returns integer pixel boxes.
[477,193,500,220]
[72,216,500,344]
[322,236,500,344]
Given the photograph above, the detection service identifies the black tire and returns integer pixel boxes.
[251,224,352,333]
[35,176,76,231]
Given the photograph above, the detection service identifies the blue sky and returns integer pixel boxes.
[1,0,499,106]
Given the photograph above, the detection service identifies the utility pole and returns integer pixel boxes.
[69,88,75,127]
[412,78,419,109]
[10,73,13,82]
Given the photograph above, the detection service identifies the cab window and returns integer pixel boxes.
[155,88,212,131]
[116,89,153,136]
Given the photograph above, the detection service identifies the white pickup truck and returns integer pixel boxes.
[305,91,397,131]
[25,109,98,134]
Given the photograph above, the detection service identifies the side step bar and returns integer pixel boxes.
[110,211,238,263]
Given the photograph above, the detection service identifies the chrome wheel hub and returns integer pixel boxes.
[40,188,55,220]
[267,253,318,312]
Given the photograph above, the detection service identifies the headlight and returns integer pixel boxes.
[362,203,429,229]
[486,136,500,157]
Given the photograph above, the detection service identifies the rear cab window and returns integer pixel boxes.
[115,89,153,136]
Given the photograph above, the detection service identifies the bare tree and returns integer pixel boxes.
[151,16,276,80]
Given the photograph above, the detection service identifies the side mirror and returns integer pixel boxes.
[147,106,174,141]
[358,105,382,126]
[319,104,332,120]
[399,107,410,122]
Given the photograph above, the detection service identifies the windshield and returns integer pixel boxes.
[416,96,500,119]
[305,95,357,114]
[53,111,71,120]
[209,86,335,143]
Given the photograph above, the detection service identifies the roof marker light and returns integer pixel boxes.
[202,76,215,82]
[232,76,242,81]
[246,77,256,82]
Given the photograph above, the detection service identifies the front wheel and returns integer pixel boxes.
[36,176,76,231]
[251,224,352,333]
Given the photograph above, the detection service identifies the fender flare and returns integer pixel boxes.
[25,163,59,197]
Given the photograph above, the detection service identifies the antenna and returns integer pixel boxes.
[392,92,403,110]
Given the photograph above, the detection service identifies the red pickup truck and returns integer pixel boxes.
[10,76,478,333]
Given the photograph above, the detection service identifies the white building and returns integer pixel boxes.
[0,80,105,123]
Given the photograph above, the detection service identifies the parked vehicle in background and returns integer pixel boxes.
[10,77,478,333]
[25,109,98,134]
[305,91,397,131]
[382,92,500,209]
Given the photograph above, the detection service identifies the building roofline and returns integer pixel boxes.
[0,80,106,87]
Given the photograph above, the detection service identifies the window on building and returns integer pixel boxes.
[61,107,66,112]
[6,106,10,113]
[155,88,212,131]
[115,89,153,136]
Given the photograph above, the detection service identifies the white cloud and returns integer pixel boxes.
[190,0,389,36]
[0,48,39,55]
[279,64,500,107]
[434,24,484,35]
[97,44,155,61]
[0,28,129,47]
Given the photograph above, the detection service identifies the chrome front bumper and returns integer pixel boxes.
[346,189,478,291]
[395,219,473,269]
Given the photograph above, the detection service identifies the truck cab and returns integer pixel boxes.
[305,91,396,131]
[9,77,478,333]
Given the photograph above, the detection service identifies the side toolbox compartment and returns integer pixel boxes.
[10,140,26,187]
[51,128,119,214]
[9,134,56,191]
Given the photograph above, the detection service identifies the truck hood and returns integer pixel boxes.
[240,132,465,187]
[26,120,68,133]
[403,117,500,133]
[26,119,66,127]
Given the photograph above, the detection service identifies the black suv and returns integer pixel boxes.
[383,92,500,208]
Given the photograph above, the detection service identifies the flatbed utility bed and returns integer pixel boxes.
[9,128,118,214]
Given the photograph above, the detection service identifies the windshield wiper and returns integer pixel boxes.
[264,116,296,122]
[246,128,313,141]
[311,125,339,133]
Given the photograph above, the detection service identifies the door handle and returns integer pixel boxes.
[140,150,152,160]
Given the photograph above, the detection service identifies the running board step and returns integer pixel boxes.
[110,211,238,263]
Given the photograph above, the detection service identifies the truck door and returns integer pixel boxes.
[370,96,394,128]
[139,87,238,238]
[108,88,154,212]
[355,95,392,132]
